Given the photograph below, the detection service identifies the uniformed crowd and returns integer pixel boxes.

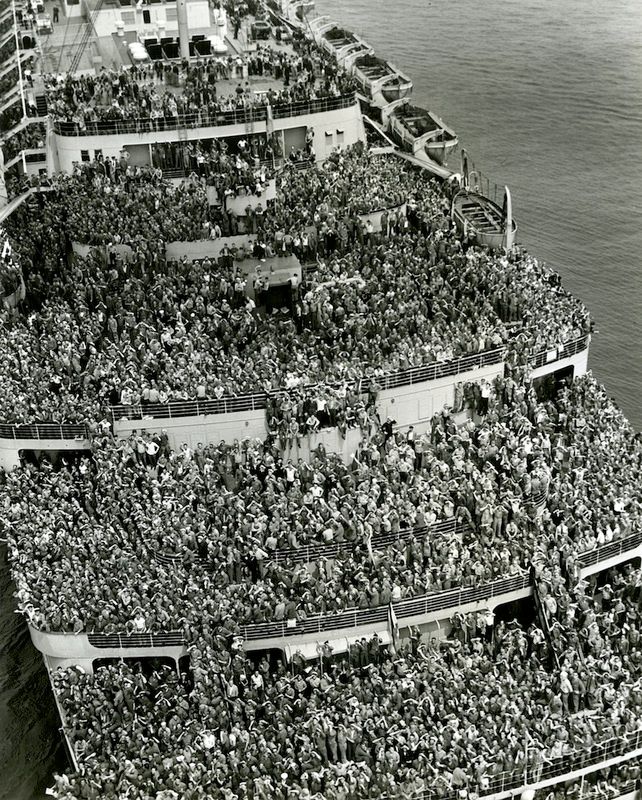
[0,147,590,425]
[44,30,356,133]
[0,80,638,798]
[47,561,642,800]
[1,120,45,162]
[6,374,642,636]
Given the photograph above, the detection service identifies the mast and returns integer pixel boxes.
[460,148,469,190]
[503,186,514,251]
[177,0,190,59]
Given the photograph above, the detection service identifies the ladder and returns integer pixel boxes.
[67,0,104,75]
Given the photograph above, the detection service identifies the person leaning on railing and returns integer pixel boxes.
[43,37,357,133]
[0,146,591,426]
[47,591,642,800]
[8,372,642,638]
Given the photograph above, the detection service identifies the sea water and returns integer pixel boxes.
[1,1,641,796]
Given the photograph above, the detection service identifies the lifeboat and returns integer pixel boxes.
[288,0,315,22]
[451,157,517,250]
[347,52,413,108]
[385,99,458,165]
[311,19,371,65]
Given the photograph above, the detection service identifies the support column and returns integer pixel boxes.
[176,0,190,59]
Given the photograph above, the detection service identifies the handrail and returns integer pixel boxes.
[51,94,357,138]
[529,334,589,370]
[268,517,466,565]
[0,115,47,144]
[0,422,89,440]
[406,729,642,800]
[86,631,185,649]
[52,106,267,136]
[240,572,530,641]
[39,530,642,646]
[106,336,588,425]
[154,517,469,568]
[108,348,504,423]
[271,92,356,119]
[110,392,268,422]
[577,530,642,569]
[366,347,503,390]
[0,184,53,224]
[0,334,590,443]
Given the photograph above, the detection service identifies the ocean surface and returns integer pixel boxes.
[2,1,642,797]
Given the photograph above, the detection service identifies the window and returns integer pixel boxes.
[324,131,333,146]
[165,6,177,19]
[80,150,90,162]
[121,10,135,23]
[142,8,151,23]
[94,149,102,159]
[336,129,344,145]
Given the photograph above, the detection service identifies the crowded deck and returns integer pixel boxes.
[1,0,641,798]
[0,147,590,425]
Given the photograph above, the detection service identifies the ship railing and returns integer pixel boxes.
[51,93,357,137]
[576,530,642,569]
[267,518,466,565]
[242,605,389,641]
[402,729,642,800]
[62,532,642,647]
[528,334,589,370]
[0,114,47,145]
[4,146,46,170]
[108,348,504,423]
[152,550,183,567]
[271,92,357,119]
[109,392,268,422]
[0,422,89,440]
[52,107,269,136]
[240,571,530,641]
[160,159,284,181]
[151,517,470,569]
[369,347,503,390]
[390,573,529,620]
[86,631,185,649]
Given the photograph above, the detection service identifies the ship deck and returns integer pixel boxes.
[31,9,302,111]
[32,3,296,81]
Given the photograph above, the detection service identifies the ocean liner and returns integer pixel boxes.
[1,0,640,799]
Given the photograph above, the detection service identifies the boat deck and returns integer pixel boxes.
[32,21,301,110]
[31,3,295,77]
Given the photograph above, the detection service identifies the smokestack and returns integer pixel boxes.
[177,0,190,59]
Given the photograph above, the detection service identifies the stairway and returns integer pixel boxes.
[530,564,562,669]
[35,94,48,116]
